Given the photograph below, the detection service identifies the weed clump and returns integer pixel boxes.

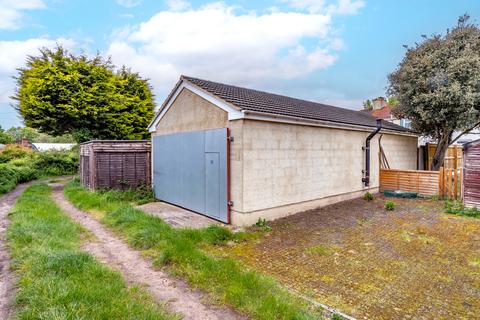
[445,200,480,218]
[385,200,396,211]
[363,192,374,201]
[255,218,272,231]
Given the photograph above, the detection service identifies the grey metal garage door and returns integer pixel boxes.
[152,128,229,223]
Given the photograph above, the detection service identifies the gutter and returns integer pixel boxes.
[241,110,415,137]
[362,119,382,187]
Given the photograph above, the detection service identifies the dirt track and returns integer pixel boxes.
[51,185,245,320]
[0,183,31,320]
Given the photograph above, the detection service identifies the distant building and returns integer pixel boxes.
[360,97,411,129]
[31,143,76,152]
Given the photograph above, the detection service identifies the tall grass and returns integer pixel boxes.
[7,184,176,320]
[64,180,320,320]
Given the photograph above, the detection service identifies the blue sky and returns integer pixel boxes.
[0,0,479,128]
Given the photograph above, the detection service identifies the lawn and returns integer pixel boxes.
[210,195,480,319]
[64,179,325,320]
[7,183,175,319]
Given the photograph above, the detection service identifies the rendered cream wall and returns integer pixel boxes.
[153,88,228,135]
[230,119,418,225]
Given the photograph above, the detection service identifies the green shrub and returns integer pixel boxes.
[0,145,33,163]
[445,200,480,218]
[385,200,396,211]
[0,147,78,194]
[33,150,79,176]
[363,192,374,201]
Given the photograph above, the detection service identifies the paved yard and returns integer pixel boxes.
[137,202,220,229]
[211,196,480,319]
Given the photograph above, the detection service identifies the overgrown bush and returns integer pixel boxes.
[0,145,33,163]
[445,200,480,218]
[0,145,78,194]
[363,192,374,201]
[385,200,396,211]
[33,150,79,176]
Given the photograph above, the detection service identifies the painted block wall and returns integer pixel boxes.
[238,120,418,216]
[153,88,228,136]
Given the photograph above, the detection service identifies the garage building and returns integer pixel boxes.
[148,76,418,226]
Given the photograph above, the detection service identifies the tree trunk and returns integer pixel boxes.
[431,133,452,171]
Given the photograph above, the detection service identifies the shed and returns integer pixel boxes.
[463,139,480,208]
[148,76,419,226]
[80,140,151,190]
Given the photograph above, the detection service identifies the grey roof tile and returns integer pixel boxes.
[182,75,409,132]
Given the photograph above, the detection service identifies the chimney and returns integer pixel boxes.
[21,137,29,148]
[372,97,386,110]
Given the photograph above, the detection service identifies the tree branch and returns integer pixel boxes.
[450,121,480,145]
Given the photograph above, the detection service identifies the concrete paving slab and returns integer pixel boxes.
[137,201,221,229]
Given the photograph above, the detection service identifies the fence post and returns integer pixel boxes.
[439,167,444,198]
[453,146,458,199]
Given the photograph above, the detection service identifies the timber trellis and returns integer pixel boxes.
[80,140,151,190]
[380,167,462,199]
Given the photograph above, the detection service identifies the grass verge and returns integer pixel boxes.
[64,179,321,320]
[7,183,176,320]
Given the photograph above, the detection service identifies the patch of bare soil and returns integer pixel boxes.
[0,183,31,320]
[212,196,480,320]
[51,186,245,320]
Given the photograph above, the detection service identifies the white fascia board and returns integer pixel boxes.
[148,81,244,133]
[241,111,419,137]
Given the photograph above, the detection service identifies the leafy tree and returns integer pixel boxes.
[362,99,373,110]
[6,127,74,143]
[13,46,155,142]
[5,127,39,143]
[388,14,480,170]
[387,96,399,106]
[0,126,14,144]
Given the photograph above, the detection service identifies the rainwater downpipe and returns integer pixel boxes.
[362,119,382,187]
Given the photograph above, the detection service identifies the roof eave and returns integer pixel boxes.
[241,110,419,137]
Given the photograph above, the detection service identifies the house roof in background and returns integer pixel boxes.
[181,76,409,132]
[361,105,394,120]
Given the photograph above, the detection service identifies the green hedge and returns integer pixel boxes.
[0,145,78,194]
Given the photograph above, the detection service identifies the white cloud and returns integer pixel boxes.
[0,38,75,104]
[106,2,338,97]
[330,0,365,15]
[285,0,365,15]
[167,0,191,11]
[116,0,141,8]
[0,0,45,30]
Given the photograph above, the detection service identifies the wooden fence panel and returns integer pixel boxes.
[380,169,439,196]
[427,144,462,170]
[380,168,462,199]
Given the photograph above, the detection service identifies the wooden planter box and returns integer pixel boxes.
[80,140,151,190]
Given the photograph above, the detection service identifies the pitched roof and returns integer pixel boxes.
[181,76,409,132]
[361,105,394,120]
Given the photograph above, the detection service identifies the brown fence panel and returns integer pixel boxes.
[439,167,462,200]
[380,169,439,196]
[427,144,462,170]
[380,167,462,199]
